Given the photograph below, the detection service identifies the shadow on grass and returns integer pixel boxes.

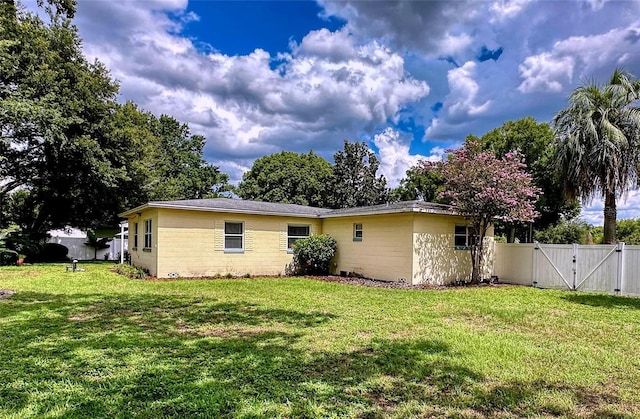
[0,292,631,417]
[561,292,640,310]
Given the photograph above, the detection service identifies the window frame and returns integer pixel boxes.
[353,223,363,241]
[454,224,471,249]
[224,221,244,253]
[133,222,138,250]
[143,219,152,250]
[287,224,310,252]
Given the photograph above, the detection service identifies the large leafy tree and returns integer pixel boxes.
[1,1,121,233]
[330,140,389,208]
[0,3,230,239]
[237,151,333,207]
[614,218,640,245]
[534,218,592,244]
[392,161,446,203]
[476,117,580,242]
[553,68,640,244]
[147,115,230,201]
[100,102,231,208]
[441,141,541,284]
[100,101,162,213]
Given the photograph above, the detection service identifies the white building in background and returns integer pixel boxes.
[47,224,128,261]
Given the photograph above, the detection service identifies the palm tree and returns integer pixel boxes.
[84,230,112,260]
[552,68,640,244]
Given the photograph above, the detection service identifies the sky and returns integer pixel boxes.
[25,0,640,225]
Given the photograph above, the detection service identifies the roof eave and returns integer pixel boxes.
[320,206,454,218]
[118,203,151,218]
[119,202,324,219]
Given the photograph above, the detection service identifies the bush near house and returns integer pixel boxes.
[293,234,337,275]
[0,249,18,266]
[111,263,147,279]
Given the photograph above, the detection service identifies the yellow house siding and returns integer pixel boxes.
[127,209,159,276]
[154,209,322,278]
[412,214,494,285]
[322,214,413,282]
[123,201,495,282]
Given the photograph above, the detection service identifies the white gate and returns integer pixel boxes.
[493,242,640,296]
[532,242,624,293]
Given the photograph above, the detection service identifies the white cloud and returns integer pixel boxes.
[425,61,492,139]
[319,0,640,145]
[372,128,443,188]
[447,62,492,118]
[57,0,640,186]
[438,33,474,56]
[291,28,356,61]
[582,190,640,226]
[489,0,530,23]
[319,0,481,56]
[583,0,608,11]
[518,22,640,93]
[517,53,574,93]
[71,2,430,183]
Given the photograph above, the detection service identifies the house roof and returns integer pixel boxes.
[120,199,455,219]
[319,200,453,218]
[119,198,333,218]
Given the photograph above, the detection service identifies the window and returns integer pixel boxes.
[454,225,471,249]
[225,222,244,251]
[144,219,152,249]
[287,225,310,250]
[353,223,363,241]
[133,222,138,249]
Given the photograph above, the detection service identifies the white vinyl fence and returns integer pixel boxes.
[47,236,127,261]
[494,242,640,296]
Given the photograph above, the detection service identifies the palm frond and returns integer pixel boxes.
[552,69,640,206]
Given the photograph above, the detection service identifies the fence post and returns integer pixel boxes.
[572,243,578,291]
[616,242,624,295]
[491,240,496,279]
[533,242,539,287]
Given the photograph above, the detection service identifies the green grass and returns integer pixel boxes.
[2,264,640,418]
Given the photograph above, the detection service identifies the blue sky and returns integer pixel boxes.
[184,1,345,56]
[26,0,640,224]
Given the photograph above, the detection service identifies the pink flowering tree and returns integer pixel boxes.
[440,141,541,284]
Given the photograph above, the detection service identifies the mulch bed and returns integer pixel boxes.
[305,275,509,290]
[306,275,441,289]
[129,272,511,290]
[0,289,15,299]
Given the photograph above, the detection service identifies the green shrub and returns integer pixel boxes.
[0,248,19,266]
[535,218,591,244]
[36,243,69,262]
[293,234,337,275]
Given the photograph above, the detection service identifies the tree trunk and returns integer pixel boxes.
[603,191,617,244]
[469,245,479,284]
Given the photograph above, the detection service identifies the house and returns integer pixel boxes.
[119,199,491,284]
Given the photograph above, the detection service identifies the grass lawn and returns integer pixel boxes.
[1,264,640,418]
